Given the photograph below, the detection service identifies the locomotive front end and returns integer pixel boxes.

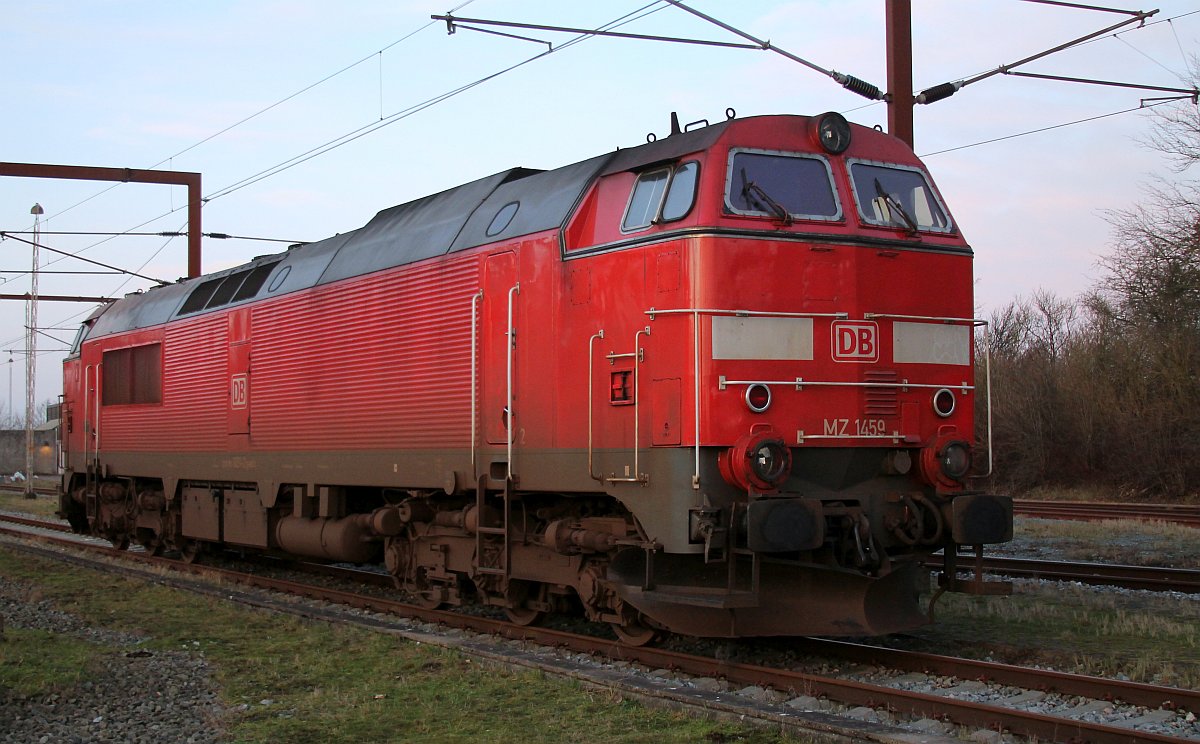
[599,113,1012,638]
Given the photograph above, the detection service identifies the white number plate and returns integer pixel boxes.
[821,418,887,437]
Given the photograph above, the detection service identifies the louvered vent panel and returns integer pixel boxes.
[864,369,898,417]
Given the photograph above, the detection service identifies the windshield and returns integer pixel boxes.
[724,149,841,221]
[68,321,92,357]
[849,161,951,233]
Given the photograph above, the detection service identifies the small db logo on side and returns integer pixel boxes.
[230,374,249,409]
[831,321,878,362]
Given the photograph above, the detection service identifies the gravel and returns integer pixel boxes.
[0,576,226,743]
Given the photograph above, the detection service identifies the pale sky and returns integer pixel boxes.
[2,0,1197,416]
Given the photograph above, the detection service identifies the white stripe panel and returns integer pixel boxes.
[712,316,814,360]
[892,321,970,366]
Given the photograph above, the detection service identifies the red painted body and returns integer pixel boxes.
[58,114,1011,640]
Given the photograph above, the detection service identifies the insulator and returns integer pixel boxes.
[917,82,961,105]
[835,73,883,101]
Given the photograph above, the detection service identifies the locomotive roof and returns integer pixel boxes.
[86,118,737,339]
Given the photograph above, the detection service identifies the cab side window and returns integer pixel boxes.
[621,161,699,232]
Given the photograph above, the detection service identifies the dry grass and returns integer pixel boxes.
[0,548,810,744]
[998,516,1200,567]
[912,579,1200,689]
[0,491,61,519]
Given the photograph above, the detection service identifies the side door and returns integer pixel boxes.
[482,251,519,448]
[227,308,251,439]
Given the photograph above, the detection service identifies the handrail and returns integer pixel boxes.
[978,320,994,478]
[719,376,974,392]
[506,284,519,479]
[606,326,650,484]
[94,364,101,457]
[649,308,847,320]
[587,329,605,481]
[83,364,93,467]
[863,312,977,324]
[469,290,483,478]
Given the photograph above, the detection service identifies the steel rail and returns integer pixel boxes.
[789,637,1200,713]
[0,515,1193,744]
[1015,500,1200,528]
[0,512,70,532]
[0,484,56,496]
[925,554,1200,594]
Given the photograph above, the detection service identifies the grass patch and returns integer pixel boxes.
[0,491,61,519]
[0,548,808,744]
[0,627,103,696]
[914,581,1200,689]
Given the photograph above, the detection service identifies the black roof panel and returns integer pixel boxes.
[317,169,519,285]
[451,154,612,252]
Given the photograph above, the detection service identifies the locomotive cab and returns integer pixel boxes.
[571,112,1013,636]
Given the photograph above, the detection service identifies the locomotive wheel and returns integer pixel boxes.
[109,535,130,551]
[139,537,164,557]
[412,589,445,610]
[178,540,202,564]
[411,569,445,610]
[611,620,659,647]
[504,606,544,627]
[502,580,545,627]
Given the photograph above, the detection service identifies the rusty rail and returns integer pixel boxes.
[1015,500,1200,528]
[926,554,1200,594]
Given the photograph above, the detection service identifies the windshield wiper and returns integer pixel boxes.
[741,168,793,225]
[873,178,919,236]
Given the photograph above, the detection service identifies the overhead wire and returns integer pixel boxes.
[920,97,1178,157]
[3,0,484,339]
[12,1,664,291]
[23,0,482,234]
[1,2,670,355]
[204,2,669,202]
[1,230,304,243]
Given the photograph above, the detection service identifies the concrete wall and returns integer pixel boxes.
[0,429,59,476]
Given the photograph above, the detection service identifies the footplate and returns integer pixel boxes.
[939,544,1013,596]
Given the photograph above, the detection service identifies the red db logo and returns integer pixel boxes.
[832,321,878,362]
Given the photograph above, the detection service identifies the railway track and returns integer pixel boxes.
[925,553,1200,593]
[1,512,1196,743]
[1015,499,1200,527]
[0,484,57,496]
[9,511,1193,595]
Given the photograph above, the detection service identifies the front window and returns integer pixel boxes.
[621,161,699,232]
[724,149,841,221]
[849,161,952,233]
[69,321,93,357]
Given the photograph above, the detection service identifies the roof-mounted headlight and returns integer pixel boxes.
[811,112,851,155]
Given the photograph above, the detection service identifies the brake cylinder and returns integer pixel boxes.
[274,514,380,563]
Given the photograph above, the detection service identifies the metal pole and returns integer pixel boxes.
[886,0,915,148]
[0,163,204,278]
[24,204,42,498]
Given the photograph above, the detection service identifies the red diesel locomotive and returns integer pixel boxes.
[59,111,1011,643]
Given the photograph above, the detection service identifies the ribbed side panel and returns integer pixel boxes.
[249,258,479,450]
[100,319,228,451]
